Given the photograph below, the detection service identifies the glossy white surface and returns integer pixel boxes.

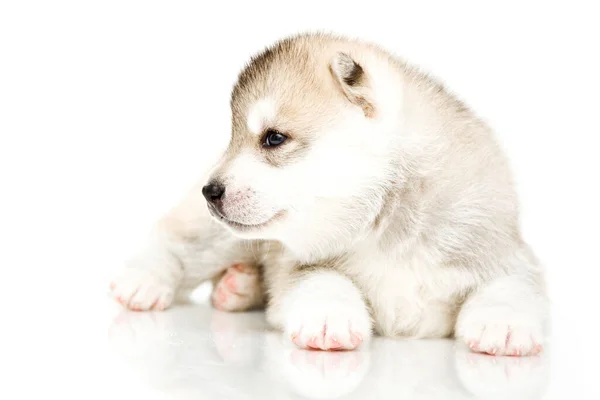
[107,290,552,400]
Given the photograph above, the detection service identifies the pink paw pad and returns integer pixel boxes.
[223,272,237,292]
[465,334,543,357]
[211,263,262,312]
[307,337,320,349]
[328,338,343,350]
[290,326,364,351]
[211,285,228,310]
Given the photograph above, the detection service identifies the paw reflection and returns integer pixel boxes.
[455,346,549,399]
[264,334,370,399]
[209,309,266,366]
[107,304,549,400]
[108,309,175,352]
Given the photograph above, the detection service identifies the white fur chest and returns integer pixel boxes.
[345,240,462,338]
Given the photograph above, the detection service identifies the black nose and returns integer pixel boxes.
[202,181,225,203]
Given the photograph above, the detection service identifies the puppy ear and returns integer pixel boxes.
[330,52,375,117]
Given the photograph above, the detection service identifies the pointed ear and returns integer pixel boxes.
[330,52,375,117]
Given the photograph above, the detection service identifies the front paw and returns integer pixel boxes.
[281,275,372,351]
[110,268,174,311]
[456,306,544,356]
[286,300,370,351]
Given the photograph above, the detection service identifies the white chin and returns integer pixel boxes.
[216,210,286,238]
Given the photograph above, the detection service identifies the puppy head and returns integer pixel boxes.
[204,34,404,257]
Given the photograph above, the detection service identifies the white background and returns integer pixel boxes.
[1,1,599,398]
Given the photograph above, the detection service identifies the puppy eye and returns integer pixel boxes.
[262,130,288,147]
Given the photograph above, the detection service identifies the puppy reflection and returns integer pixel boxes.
[109,305,549,399]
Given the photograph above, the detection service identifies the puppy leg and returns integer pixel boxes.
[110,228,184,311]
[267,269,372,351]
[110,181,243,311]
[211,263,265,312]
[455,273,548,357]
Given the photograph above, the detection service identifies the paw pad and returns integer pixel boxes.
[211,263,262,312]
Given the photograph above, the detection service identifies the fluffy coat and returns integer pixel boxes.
[110,33,548,356]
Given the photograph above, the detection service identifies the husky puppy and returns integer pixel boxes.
[111,33,548,356]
